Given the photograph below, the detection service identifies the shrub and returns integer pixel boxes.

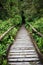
[11,15,22,25]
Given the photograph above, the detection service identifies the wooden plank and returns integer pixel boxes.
[8,55,38,58]
[10,47,35,50]
[11,46,34,48]
[8,61,43,65]
[9,52,37,55]
[8,58,39,62]
[9,50,35,53]
[8,62,31,65]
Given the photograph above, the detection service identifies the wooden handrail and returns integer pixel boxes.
[0,26,15,41]
[28,23,43,37]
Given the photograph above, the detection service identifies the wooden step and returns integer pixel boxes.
[9,50,35,53]
[10,47,35,50]
[8,61,43,65]
[9,52,37,56]
[8,62,31,65]
[8,55,38,58]
[14,41,33,44]
[8,57,39,62]
[11,46,34,48]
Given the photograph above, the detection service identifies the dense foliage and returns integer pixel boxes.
[0,15,22,35]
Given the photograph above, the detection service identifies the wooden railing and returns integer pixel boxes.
[0,26,15,41]
[28,23,43,60]
[28,23,43,37]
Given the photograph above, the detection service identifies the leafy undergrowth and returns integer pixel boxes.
[0,15,22,65]
[0,15,22,36]
[0,19,14,36]
[0,27,18,65]
[25,17,43,53]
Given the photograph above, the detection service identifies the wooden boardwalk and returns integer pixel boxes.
[8,25,43,65]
